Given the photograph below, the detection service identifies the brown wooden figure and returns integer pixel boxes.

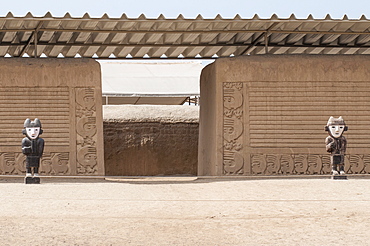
[22,118,44,184]
[325,116,347,176]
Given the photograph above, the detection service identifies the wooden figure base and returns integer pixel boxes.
[25,177,40,184]
[332,175,348,180]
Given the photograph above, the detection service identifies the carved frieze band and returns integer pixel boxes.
[223,82,244,175]
[251,154,370,175]
[0,152,70,175]
[75,88,98,174]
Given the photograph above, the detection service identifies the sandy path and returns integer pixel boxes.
[0,177,369,245]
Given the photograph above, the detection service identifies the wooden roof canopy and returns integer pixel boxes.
[0,12,369,59]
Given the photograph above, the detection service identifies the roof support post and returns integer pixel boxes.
[34,28,38,58]
[19,21,42,58]
[265,32,269,54]
[240,22,278,55]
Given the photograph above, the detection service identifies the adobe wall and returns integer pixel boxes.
[199,55,370,176]
[0,58,104,176]
[103,105,198,176]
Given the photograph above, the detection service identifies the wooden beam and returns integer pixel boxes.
[3,41,370,49]
[0,28,368,36]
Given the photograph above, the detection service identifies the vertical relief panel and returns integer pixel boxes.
[75,87,98,174]
[223,82,244,175]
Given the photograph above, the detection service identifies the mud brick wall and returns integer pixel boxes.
[0,58,104,176]
[104,122,198,176]
[199,55,370,176]
[103,105,199,176]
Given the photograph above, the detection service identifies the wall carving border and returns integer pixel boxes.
[75,87,98,174]
[0,152,70,175]
[223,82,244,175]
[250,153,370,175]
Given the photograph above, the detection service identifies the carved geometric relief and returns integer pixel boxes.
[40,152,70,175]
[280,155,294,174]
[251,154,266,174]
[75,88,98,174]
[364,155,370,173]
[293,155,308,174]
[348,155,365,174]
[0,152,69,175]
[307,155,323,175]
[265,154,280,175]
[223,82,244,175]
[248,153,370,175]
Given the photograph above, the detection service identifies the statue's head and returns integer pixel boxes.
[23,118,43,139]
[325,116,347,138]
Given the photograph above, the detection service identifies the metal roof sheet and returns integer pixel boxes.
[0,12,369,58]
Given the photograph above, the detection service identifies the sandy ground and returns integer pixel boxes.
[0,176,370,246]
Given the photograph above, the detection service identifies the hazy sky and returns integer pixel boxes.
[2,0,369,19]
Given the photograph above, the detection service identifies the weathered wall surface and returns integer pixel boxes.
[104,105,198,176]
[199,55,370,176]
[0,58,104,176]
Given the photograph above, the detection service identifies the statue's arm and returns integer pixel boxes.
[22,138,31,154]
[325,136,335,153]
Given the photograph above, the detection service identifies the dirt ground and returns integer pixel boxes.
[0,176,369,246]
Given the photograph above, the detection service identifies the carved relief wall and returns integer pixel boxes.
[200,55,370,176]
[221,81,370,175]
[223,82,244,175]
[75,88,99,174]
[0,59,104,176]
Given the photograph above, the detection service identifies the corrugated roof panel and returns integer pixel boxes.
[285,33,306,44]
[115,47,134,57]
[356,34,370,44]
[81,46,100,57]
[39,31,55,42]
[306,47,325,54]
[232,33,253,43]
[321,34,341,44]
[181,33,201,43]
[269,33,289,44]
[128,33,146,43]
[218,46,238,57]
[0,13,367,58]
[64,46,83,57]
[269,46,290,54]
[338,34,358,44]
[0,47,8,56]
[215,33,236,43]
[93,33,110,43]
[145,33,163,43]
[47,45,64,57]
[148,47,170,57]
[110,33,127,43]
[201,47,223,57]
[163,33,182,43]
[96,46,116,58]
[58,32,73,42]
[359,48,370,54]
[2,32,16,42]
[130,47,152,57]
[325,47,343,54]
[165,47,187,58]
[182,47,204,57]
[341,47,359,54]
